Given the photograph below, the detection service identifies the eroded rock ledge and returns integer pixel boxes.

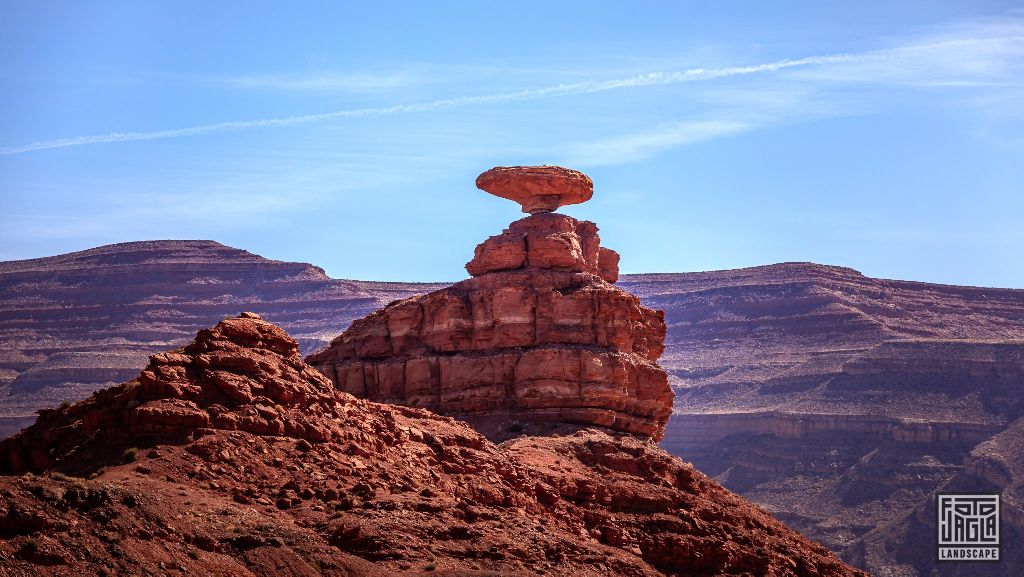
[663,411,1004,454]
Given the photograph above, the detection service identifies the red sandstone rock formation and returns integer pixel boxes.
[0,314,864,576]
[308,167,672,440]
[9,243,1024,575]
[466,212,621,282]
[476,165,593,213]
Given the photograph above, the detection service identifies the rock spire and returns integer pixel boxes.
[308,166,673,440]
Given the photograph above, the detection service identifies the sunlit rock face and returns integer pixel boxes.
[308,166,673,441]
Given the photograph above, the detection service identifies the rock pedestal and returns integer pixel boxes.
[307,166,673,440]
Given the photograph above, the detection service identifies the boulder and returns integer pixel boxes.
[476,165,593,213]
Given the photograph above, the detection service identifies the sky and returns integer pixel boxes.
[1,2,1023,287]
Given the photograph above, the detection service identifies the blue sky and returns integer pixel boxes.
[1,2,1023,286]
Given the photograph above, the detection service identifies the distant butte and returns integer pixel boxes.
[476,165,593,213]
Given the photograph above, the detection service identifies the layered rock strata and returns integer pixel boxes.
[621,264,1024,574]
[308,167,673,440]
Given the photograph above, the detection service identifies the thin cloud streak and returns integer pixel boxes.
[199,71,423,92]
[565,120,752,167]
[1,36,1018,156]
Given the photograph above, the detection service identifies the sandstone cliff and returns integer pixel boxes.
[0,314,863,576]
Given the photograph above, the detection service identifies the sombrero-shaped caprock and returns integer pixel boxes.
[475,165,593,214]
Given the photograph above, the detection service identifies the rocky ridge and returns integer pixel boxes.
[0,240,441,436]
[307,167,672,441]
[0,313,863,576]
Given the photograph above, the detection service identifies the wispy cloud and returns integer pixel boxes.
[557,19,1024,167]
[2,35,1021,156]
[788,34,1024,87]
[201,71,423,92]
[564,120,752,167]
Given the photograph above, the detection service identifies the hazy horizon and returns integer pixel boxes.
[2,2,1023,286]
[6,236,1024,293]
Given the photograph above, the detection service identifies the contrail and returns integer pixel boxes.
[0,38,1010,155]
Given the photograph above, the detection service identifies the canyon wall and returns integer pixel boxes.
[621,264,1024,574]
[664,412,1002,452]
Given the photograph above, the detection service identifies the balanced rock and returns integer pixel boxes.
[476,165,593,214]
[308,167,673,440]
